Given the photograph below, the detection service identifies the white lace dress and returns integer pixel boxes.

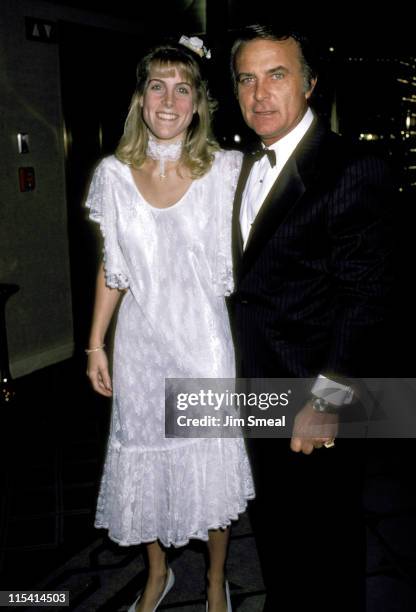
[86,150,254,547]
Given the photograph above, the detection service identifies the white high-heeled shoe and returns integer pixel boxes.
[205,579,232,612]
[128,567,175,612]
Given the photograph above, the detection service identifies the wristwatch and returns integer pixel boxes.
[311,395,339,414]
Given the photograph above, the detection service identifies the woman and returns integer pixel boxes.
[85,38,254,612]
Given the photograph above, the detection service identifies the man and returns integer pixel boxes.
[229,25,393,612]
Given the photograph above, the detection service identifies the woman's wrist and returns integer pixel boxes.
[85,343,106,355]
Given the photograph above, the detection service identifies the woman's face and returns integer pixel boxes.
[140,63,196,143]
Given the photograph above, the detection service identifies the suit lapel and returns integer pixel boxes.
[239,119,329,277]
[232,154,255,281]
[243,155,305,258]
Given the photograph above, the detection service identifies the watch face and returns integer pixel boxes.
[313,397,327,412]
[312,397,338,414]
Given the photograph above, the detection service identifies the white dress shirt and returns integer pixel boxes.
[239,107,352,408]
[240,107,314,247]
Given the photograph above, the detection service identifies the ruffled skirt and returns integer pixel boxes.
[94,437,254,547]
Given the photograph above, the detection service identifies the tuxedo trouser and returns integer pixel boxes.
[246,437,366,612]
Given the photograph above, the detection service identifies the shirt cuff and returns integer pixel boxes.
[311,375,354,406]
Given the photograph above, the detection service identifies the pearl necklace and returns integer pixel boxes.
[146,133,183,178]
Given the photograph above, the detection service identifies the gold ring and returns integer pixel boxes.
[323,439,335,448]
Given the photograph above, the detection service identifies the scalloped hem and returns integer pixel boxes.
[94,497,254,548]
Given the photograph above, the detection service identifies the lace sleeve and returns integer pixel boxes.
[213,150,243,296]
[85,158,130,290]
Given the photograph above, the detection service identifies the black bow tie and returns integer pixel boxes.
[250,147,276,168]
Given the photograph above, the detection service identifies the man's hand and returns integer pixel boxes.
[290,401,339,454]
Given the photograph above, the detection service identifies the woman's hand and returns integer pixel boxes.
[86,349,113,397]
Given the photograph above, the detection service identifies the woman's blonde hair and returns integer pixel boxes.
[116,43,219,178]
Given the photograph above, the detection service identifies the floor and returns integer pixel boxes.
[1,358,416,611]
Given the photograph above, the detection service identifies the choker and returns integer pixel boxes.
[146,134,183,178]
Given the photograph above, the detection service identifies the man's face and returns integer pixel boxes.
[235,38,316,146]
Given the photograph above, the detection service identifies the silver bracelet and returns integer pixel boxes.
[85,343,105,355]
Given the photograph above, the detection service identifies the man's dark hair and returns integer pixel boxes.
[230,24,319,93]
